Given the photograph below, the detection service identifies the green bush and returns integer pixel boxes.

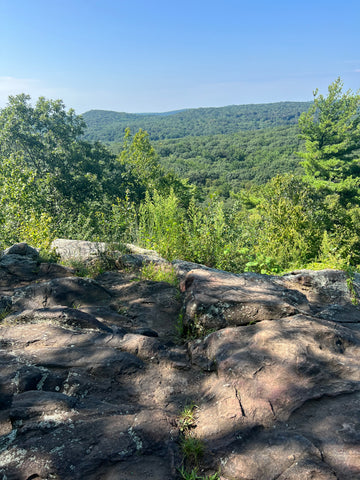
[137,189,186,260]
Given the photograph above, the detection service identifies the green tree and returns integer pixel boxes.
[119,128,195,206]
[0,94,136,245]
[0,95,195,248]
[0,94,129,219]
[243,174,324,269]
[120,128,159,188]
[298,79,360,265]
[298,77,360,200]
[0,153,54,248]
[0,94,84,173]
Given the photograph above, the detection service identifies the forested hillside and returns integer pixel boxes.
[153,125,304,195]
[83,101,311,142]
[84,103,310,195]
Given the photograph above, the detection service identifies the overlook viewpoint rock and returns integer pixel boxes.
[0,241,359,479]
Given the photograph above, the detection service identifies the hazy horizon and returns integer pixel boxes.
[82,99,313,116]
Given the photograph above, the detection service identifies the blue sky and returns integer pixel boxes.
[1,0,360,113]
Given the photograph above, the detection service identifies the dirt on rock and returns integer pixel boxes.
[0,242,359,479]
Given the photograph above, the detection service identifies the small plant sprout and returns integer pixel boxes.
[178,403,198,433]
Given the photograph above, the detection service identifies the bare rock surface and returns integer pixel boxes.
[180,268,312,332]
[181,268,360,479]
[51,238,108,261]
[51,238,168,266]
[0,241,359,479]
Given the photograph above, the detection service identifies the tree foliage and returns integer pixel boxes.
[86,106,308,198]
[1,81,360,273]
[0,94,193,248]
[242,175,325,269]
[154,125,303,197]
[298,77,360,196]
[297,78,360,265]
[118,128,196,206]
[83,101,311,142]
[0,94,130,217]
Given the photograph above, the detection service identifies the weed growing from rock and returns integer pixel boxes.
[178,403,198,433]
[177,402,217,478]
[0,307,11,322]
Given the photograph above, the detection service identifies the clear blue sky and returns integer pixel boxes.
[1,0,360,114]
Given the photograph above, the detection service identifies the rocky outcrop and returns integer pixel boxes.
[0,242,359,479]
[181,267,360,479]
[180,269,311,333]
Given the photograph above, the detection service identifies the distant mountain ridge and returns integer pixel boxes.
[82,101,312,143]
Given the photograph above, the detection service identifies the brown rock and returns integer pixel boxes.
[0,254,39,287]
[181,268,311,334]
[11,276,112,310]
[280,269,360,310]
[220,429,337,480]
[1,243,360,480]
[190,315,359,425]
[4,307,112,332]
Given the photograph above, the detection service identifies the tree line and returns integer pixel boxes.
[82,101,311,142]
[0,78,359,274]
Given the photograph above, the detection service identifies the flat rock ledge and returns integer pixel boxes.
[0,241,359,480]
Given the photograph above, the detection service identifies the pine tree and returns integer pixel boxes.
[298,77,360,203]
